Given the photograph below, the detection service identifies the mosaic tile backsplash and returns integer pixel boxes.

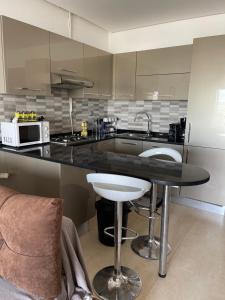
[0,95,188,134]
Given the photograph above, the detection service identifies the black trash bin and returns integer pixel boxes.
[95,198,131,247]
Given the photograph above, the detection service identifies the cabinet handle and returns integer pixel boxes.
[16,87,42,92]
[59,69,78,74]
[188,123,191,143]
[121,142,138,146]
[186,149,189,163]
[151,146,159,148]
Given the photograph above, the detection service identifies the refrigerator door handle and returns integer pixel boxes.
[186,149,189,163]
[188,123,191,143]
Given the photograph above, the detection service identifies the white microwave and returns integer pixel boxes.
[1,121,50,147]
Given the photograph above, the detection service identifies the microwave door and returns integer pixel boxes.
[18,124,41,146]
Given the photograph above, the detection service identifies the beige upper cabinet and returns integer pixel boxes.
[136,45,192,75]
[136,73,190,100]
[83,44,100,98]
[50,33,83,76]
[98,49,113,99]
[82,45,112,99]
[136,45,192,101]
[0,16,51,96]
[113,52,136,100]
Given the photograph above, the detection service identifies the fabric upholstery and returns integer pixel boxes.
[0,185,63,300]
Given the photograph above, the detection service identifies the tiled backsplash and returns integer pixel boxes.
[0,95,187,134]
[108,99,187,132]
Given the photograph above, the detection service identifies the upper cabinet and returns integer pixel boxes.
[135,45,192,100]
[0,16,51,96]
[83,45,112,99]
[83,45,100,98]
[50,33,83,76]
[136,73,190,100]
[136,45,192,75]
[98,49,113,99]
[113,52,136,100]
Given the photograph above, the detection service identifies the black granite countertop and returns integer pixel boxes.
[0,141,209,187]
[51,130,184,146]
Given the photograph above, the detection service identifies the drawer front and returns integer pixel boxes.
[142,141,184,159]
[95,139,115,152]
[115,138,143,155]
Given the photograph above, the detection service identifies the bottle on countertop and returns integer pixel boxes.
[81,121,88,137]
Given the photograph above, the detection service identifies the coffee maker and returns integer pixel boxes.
[168,117,186,142]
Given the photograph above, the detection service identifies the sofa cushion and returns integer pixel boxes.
[0,186,63,299]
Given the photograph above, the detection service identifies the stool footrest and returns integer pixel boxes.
[104,226,138,240]
[134,207,161,219]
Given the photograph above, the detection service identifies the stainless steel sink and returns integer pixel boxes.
[117,133,151,139]
[117,132,168,141]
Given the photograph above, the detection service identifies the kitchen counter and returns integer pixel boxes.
[0,140,208,187]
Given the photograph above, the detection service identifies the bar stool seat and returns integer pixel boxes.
[87,173,151,300]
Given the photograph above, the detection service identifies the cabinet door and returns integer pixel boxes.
[113,52,136,100]
[115,138,143,155]
[95,139,115,152]
[98,50,113,99]
[0,151,60,197]
[137,45,192,75]
[2,16,51,96]
[50,33,83,76]
[136,73,190,100]
[181,146,225,206]
[142,141,184,159]
[83,44,100,98]
[186,35,225,148]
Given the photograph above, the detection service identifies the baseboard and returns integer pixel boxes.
[171,196,225,216]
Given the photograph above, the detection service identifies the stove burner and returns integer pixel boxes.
[50,134,89,145]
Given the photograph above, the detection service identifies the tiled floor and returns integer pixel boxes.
[80,203,225,300]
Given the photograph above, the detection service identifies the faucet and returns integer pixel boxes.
[134,111,152,136]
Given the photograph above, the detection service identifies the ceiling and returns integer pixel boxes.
[47,0,225,32]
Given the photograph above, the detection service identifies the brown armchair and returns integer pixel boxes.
[0,185,94,300]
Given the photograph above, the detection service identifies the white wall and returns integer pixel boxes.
[0,0,110,51]
[110,14,225,53]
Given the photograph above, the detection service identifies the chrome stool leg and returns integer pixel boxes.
[93,202,142,299]
[131,183,171,260]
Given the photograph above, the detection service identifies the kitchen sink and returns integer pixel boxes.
[117,132,168,142]
[117,132,152,139]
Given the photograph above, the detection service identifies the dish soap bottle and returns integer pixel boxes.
[81,121,88,137]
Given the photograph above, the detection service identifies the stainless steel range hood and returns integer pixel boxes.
[51,72,94,90]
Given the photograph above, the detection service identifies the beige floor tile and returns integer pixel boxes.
[80,203,225,299]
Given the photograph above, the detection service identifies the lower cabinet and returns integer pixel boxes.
[115,139,143,155]
[181,146,225,206]
[142,141,184,159]
[0,151,95,226]
[95,139,115,152]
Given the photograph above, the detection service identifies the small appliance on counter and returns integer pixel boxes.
[168,117,186,143]
[95,116,118,137]
[1,121,50,147]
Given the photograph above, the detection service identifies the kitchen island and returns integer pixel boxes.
[0,137,209,277]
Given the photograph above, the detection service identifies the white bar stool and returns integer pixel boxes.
[131,148,182,260]
[87,173,151,300]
